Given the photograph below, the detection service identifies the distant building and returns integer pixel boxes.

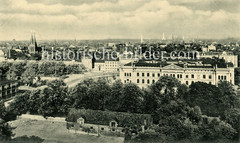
[199,51,238,67]
[28,33,40,54]
[82,58,92,70]
[0,50,5,61]
[94,59,120,72]
[0,79,18,99]
[208,44,216,51]
[120,61,235,88]
[108,43,116,47]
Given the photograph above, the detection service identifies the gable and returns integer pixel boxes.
[162,63,183,70]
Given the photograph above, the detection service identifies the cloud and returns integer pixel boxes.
[0,0,239,40]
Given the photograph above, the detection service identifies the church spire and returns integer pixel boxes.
[33,33,38,48]
[30,33,34,44]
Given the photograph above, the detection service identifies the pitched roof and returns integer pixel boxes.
[66,108,152,127]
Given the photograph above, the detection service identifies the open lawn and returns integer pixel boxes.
[9,118,124,143]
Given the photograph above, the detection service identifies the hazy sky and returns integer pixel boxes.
[0,0,239,40]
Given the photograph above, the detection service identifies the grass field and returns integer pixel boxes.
[9,118,124,143]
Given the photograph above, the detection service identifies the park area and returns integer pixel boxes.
[9,118,124,143]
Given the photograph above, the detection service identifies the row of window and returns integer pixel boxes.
[137,79,155,84]
[124,73,131,77]
[131,72,213,79]
[137,72,160,77]
[218,75,227,80]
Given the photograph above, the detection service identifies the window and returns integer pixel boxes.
[209,75,212,79]
[101,128,104,131]
[158,73,160,77]
[218,75,220,80]
[173,74,175,78]
[124,73,126,76]
[124,80,126,83]
[111,122,116,127]
[147,73,150,77]
[224,76,226,80]
[142,73,145,77]
[129,73,131,77]
[177,74,179,78]
[192,81,194,84]
[203,75,206,79]
[142,79,145,83]
[191,74,194,78]
[137,79,139,83]
[152,80,155,84]
[186,81,188,85]
[186,75,189,78]
[137,73,139,76]
[147,79,150,84]
[180,74,182,78]
[209,82,212,84]
[90,127,93,129]
[152,73,155,77]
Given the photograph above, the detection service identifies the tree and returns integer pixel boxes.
[222,108,240,140]
[7,61,26,80]
[21,63,38,86]
[8,92,30,116]
[38,80,70,117]
[87,78,111,110]
[69,79,94,109]
[106,80,124,112]
[218,81,240,110]
[187,82,222,117]
[0,119,13,141]
[28,90,42,114]
[144,76,182,116]
[120,83,144,113]
[0,61,12,78]
[0,102,13,141]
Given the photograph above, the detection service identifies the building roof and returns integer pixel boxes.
[124,61,214,69]
[66,108,152,127]
[95,60,105,63]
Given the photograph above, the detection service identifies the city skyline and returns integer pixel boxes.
[0,0,240,40]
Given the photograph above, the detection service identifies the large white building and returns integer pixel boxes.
[120,61,235,88]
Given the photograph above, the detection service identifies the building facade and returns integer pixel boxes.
[94,59,120,72]
[120,62,235,88]
[0,79,18,99]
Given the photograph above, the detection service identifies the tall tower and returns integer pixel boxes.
[141,34,143,43]
[162,33,166,41]
[33,33,38,48]
[182,35,185,44]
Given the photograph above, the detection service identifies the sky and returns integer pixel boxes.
[0,0,239,40]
